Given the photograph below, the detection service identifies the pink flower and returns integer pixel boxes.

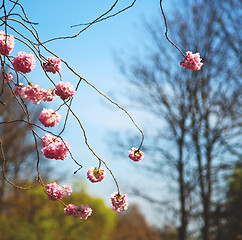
[55,81,75,100]
[128,147,144,162]
[111,192,128,213]
[64,204,81,217]
[64,203,92,220]
[46,182,65,201]
[42,88,56,102]
[39,109,61,127]
[43,57,61,74]
[79,204,92,220]
[180,51,203,70]
[21,84,44,105]
[63,185,72,196]
[0,31,14,56]
[42,133,70,160]
[12,51,35,73]
[13,83,24,96]
[46,182,72,201]
[4,72,13,83]
[13,83,52,104]
[87,167,106,183]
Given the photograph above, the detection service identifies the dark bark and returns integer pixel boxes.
[178,135,187,240]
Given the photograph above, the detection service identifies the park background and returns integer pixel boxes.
[0,0,241,239]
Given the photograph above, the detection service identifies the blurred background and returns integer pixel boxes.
[0,0,241,239]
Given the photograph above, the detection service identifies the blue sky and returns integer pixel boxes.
[4,0,176,226]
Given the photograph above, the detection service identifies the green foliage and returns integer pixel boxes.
[224,166,242,240]
[213,166,242,240]
[0,183,116,240]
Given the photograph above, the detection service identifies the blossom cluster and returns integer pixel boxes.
[0,31,75,104]
[12,51,36,73]
[39,109,61,127]
[111,192,128,212]
[64,204,93,220]
[64,204,80,217]
[42,88,57,102]
[13,81,75,104]
[46,182,72,201]
[14,83,56,105]
[0,30,14,56]
[43,57,61,74]
[128,147,144,162]
[180,51,203,70]
[87,167,106,183]
[55,81,76,100]
[63,185,72,195]
[79,204,93,220]
[42,134,70,160]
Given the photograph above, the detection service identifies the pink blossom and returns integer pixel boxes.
[55,81,75,100]
[0,31,14,56]
[79,204,93,220]
[43,57,61,74]
[128,147,144,162]
[64,204,81,217]
[21,84,44,105]
[12,51,35,73]
[46,182,72,201]
[111,192,128,213]
[42,88,56,102]
[39,109,61,127]
[4,72,13,83]
[63,185,72,196]
[42,133,55,145]
[180,51,203,70]
[42,133,70,160]
[46,182,65,201]
[64,203,92,220]
[13,83,24,96]
[87,167,106,183]
[13,83,49,104]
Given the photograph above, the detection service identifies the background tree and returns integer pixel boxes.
[115,0,242,239]
[213,164,242,240]
[112,205,162,240]
[0,76,50,214]
[224,165,242,240]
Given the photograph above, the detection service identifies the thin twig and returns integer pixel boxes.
[71,0,137,28]
[160,0,186,58]
[42,0,120,44]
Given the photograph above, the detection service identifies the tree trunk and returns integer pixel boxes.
[178,135,187,240]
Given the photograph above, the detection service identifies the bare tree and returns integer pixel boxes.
[112,205,162,240]
[116,0,242,239]
[0,77,46,213]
